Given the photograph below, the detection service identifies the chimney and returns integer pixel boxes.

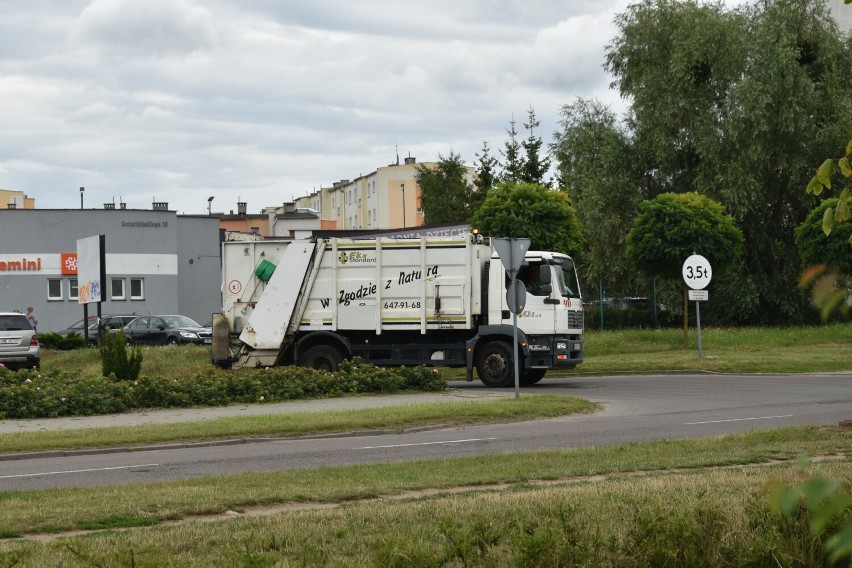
[283,202,296,213]
[7,203,16,209]
[404,156,416,165]
[237,201,247,215]
[152,201,169,211]
[104,203,115,209]
[120,202,127,210]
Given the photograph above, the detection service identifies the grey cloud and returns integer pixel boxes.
[70,0,218,58]
[0,0,636,213]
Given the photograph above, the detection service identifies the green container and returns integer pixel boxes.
[255,259,277,282]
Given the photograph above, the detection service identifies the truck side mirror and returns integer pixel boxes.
[538,264,551,284]
[562,258,574,271]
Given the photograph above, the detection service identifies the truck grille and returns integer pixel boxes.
[566,311,583,329]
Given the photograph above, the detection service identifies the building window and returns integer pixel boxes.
[47,279,63,301]
[130,278,144,300]
[69,278,79,300]
[111,278,125,300]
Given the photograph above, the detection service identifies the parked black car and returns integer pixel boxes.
[122,315,212,346]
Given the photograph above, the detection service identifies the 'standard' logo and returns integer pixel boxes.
[338,251,375,264]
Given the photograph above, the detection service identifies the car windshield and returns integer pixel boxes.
[164,316,201,328]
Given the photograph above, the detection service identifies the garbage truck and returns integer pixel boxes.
[211,232,583,387]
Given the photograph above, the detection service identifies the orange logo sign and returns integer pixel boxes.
[61,253,78,275]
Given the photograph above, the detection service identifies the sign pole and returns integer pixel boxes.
[695,299,703,358]
[511,309,520,399]
[492,238,532,400]
[682,253,712,361]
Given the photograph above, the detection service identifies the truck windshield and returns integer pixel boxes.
[555,261,581,299]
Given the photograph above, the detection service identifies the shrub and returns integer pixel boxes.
[0,354,448,419]
[101,330,143,381]
[37,332,84,351]
[0,368,131,419]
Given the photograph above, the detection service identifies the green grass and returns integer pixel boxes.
[576,323,852,374]
[0,427,848,566]
[0,395,598,454]
[41,343,214,381]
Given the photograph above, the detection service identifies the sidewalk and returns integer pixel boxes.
[0,390,513,434]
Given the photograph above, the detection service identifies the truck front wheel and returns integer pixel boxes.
[299,345,343,372]
[476,341,514,388]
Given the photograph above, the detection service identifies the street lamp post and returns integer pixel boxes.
[207,196,214,216]
[400,183,406,228]
[80,187,84,209]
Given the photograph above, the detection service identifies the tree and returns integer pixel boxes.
[520,106,551,185]
[605,0,852,325]
[795,199,852,274]
[500,116,523,184]
[805,140,852,241]
[415,151,475,225]
[551,98,644,297]
[473,140,499,197]
[626,192,743,339]
[470,182,583,258]
[795,198,852,319]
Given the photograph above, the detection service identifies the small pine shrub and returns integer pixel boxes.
[101,330,143,381]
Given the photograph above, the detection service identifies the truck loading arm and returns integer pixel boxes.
[237,239,325,355]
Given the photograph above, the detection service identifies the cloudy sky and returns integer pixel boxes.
[1,0,762,215]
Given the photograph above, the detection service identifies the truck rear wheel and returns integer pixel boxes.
[476,341,514,388]
[299,345,343,372]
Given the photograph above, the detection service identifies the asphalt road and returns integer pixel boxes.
[1,373,850,491]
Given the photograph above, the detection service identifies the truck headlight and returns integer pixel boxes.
[556,341,567,350]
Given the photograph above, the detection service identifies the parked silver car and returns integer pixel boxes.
[0,312,40,370]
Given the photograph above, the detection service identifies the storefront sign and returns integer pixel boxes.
[61,253,78,275]
[0,257,42,271]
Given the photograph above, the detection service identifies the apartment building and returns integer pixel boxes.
[1,189,35,209]
[291,157,475,232]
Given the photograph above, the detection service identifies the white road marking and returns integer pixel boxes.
[357,438,497,450]
[685,415,793,425]
[0,464,160,479]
